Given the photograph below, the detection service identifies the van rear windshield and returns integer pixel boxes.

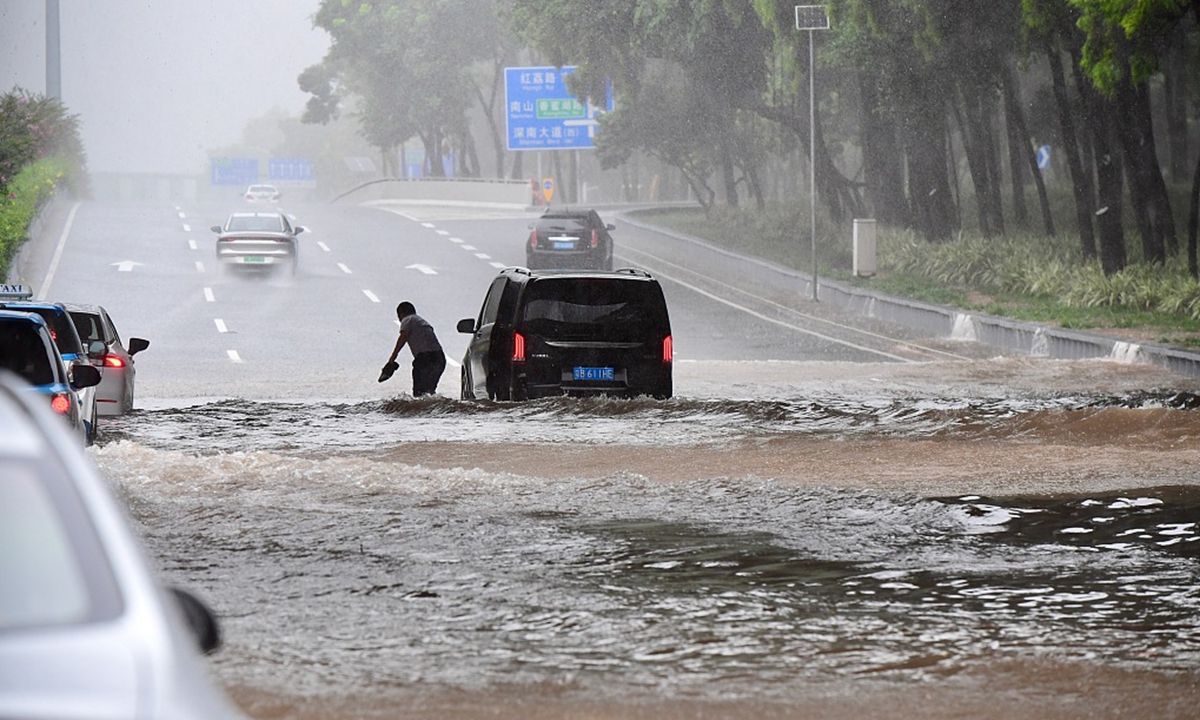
[521,279,668,341]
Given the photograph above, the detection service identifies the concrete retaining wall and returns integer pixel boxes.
[336,177,532,207]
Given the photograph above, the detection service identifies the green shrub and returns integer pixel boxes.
[0,157,69,280]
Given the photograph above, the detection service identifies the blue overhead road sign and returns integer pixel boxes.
[505,66,613,151]
[268,157,315,183]
[210,157,259,186]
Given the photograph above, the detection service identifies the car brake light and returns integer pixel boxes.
[591,229,599,248]
[104,355,126,369]
[51,393,71,414]
[529,230,538,249]
[512,332,526,362]
[662,335,673,363]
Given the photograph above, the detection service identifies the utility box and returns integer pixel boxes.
[853,218,877,277]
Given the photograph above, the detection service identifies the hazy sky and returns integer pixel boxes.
[1,0,329,174]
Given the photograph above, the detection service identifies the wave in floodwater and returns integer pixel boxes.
[99,390,1200,454]
[92,409,1200,703]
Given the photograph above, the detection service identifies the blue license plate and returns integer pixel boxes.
[574,366,614,381]
[553,241,574,249]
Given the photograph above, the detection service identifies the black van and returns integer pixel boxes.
[457,268,673,400]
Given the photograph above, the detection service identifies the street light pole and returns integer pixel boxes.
[795,6,829,302]
[46,0,61,100]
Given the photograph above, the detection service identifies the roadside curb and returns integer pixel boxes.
[618,212,1200,378]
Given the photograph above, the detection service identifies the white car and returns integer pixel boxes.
[0,370,248,720]
[66,303,149,416]
[243,183,280,203]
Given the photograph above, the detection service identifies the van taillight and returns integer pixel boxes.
[591,229,599,248]
[662,335,673,363]
[51,393,71,414]
[529,230,538,249]
[512,332,526,362]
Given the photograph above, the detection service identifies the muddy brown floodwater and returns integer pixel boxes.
[95,359,1200,719]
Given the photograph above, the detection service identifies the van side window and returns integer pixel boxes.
[478,277,507,326]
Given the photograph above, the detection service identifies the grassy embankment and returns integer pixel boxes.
[634,191,1200,350]
[0,158,69,281]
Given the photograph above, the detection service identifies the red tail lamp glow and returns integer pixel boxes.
[662,335,673,363]
[50,393,71,414]
[512,332,526,362]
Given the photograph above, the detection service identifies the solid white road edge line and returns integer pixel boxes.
[36,201,81,300]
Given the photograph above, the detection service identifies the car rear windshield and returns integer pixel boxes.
[0,321,59,385]
[521,278,668,342]
[537,216,588,232]
[227,215,283,232]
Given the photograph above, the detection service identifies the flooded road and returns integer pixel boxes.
[91,359,1200,719]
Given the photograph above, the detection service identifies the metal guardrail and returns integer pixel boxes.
[619,212,1200,378]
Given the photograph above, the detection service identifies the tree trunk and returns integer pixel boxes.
[1189,151,1200,278]
[857,71,909,226]
[1162,38,1190,182]
[1047,46,1095,256]
[1000,63,1029,231]
[951,93,993,237]
[1115,80,1162,263]
[1003,63,1055,236]
[903,91,956,242]
[1085,87,1127,275]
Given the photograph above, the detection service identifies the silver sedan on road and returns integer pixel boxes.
[211,211,305,274]
[66,303,149,416]
[0,370,246,720]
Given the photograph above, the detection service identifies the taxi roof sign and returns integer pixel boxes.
[0,284,34,300]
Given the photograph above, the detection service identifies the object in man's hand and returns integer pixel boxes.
[378,361,399,382]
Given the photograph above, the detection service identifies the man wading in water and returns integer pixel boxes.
[379,301,446,396]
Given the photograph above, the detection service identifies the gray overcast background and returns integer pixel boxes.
[1,0,329,174]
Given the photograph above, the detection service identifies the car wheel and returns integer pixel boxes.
[86,410,98,446]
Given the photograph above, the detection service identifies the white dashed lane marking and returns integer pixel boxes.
[227,350,243,364]
[318,242,331,252]
[195,261,205,272]
[214,318,228,333]
[204,287,215,302]
[338,263,353,274]
[188,239,197,250]
[363,290,380,303]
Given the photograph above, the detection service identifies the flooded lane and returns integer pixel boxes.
[91,359,1200,718]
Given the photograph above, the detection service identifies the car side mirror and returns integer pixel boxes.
[456,318,476,334]
[606,223,616,231]
[210,225,222,233]
[128,337,150,355]
[71,364,101,389]
[294,226,306,235]
[87,340,106,358]
[170,587,222,655]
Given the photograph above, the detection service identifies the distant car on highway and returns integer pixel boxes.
[211,211,305,274]
[527,209,616,271]
[0,286,99,443]
[457,267,673,400]
[66,303,149,416]
[243,183,281,203]
[0,369,248,720]
[0,308,100,442]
